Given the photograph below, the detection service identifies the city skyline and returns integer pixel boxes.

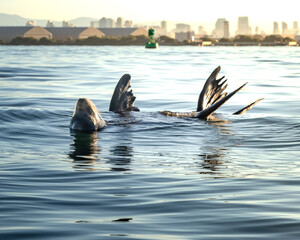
[1,0,300,34]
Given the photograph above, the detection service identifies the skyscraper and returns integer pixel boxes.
[106,18,115,28]
[214,18,226,38]
[255,26,259,35]
[273,22,280,35]
[223,21,230,38]
[116,17,124,28]
[293,21,298,30]
[293,21,299,34]
[236,17,251,35]
[282,22,288,34]
[198,26,206,35]
[46,20,55,28]
[99,18,107,28]
[161,21,168,36]
[125,20,133,28]
[99,18,115,28]
[175,23,191,32]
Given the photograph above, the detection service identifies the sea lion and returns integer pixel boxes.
[161,66,263,120]
[70,98,106,131]
[70,74,139,131]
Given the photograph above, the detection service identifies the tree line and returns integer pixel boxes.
[0,34,297,46]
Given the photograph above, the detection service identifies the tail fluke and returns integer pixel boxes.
[109,74,140,112]
[195,83,247,119]
[233,98,264,115]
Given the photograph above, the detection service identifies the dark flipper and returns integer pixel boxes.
[197,66,228,111]
[195,83,247,119]
[233,98,264,115]
[109,74,140,112]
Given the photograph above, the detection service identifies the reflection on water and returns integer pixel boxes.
[199,148,225,173]
[68,131,100,171]
[107,144,133,172]
[198,118,235,175]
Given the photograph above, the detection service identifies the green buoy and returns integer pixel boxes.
[145,28,158,48]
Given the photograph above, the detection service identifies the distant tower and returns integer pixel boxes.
[99,17,107,28]
[282,22,288,34]
[198,26,206,35]
[214,18,226,38]
[116,17,124,28]
[161,20,168,35]
[125,20,133,28]
[223,21,230,38]
[236,16,251,35]
[62,20,73,27]
[213,18,229,38]
[106,18,115,28]
[175,23,191,32]
[255,26,259,35]
[273,22,280,35]
[293,21,298,29]
[293,21,299,34]
[46,20,55,28]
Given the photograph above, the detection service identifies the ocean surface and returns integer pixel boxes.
[0,45,300,240]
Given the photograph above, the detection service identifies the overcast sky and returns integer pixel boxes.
[1,0,299,33]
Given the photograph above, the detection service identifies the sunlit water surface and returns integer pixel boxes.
[0,46,300,239]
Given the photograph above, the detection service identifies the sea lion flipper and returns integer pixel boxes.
[195,82,247,119]
[197,66,228,112]
[109,74,139,112]
[233,98,264,115]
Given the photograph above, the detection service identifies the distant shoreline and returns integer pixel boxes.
[0,36,299,47]
[0,43,298,47]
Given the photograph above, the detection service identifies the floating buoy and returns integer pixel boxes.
[145,28,158,48]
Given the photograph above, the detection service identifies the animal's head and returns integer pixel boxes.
[74,98,99,117]
[70,98,106,131]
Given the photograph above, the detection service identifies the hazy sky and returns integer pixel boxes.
[1,0,300,33]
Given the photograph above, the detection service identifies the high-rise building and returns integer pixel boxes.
[213,18,229,38]
[99,18,115,28]
[273,22,280,35]
[161,21,168,34]
[46,20,55,28]
[62,20,74,28]
[255,26,259,35]
[293,21,299,34]
[99,18,107,28]
[282,22,288,34]
[125,20,133,28]
[106,18,115,28]
[223,21,230,38]
[236,16,251,35]
[116,17,124,28]
[198,26,206,35]
[175,23,191,32]
[293,21,298,30]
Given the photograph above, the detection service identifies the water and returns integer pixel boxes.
[0,45,300,239]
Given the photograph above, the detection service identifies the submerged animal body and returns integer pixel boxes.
[161,66,263,120]
[70,74,138,131]
[70,98,106,131]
